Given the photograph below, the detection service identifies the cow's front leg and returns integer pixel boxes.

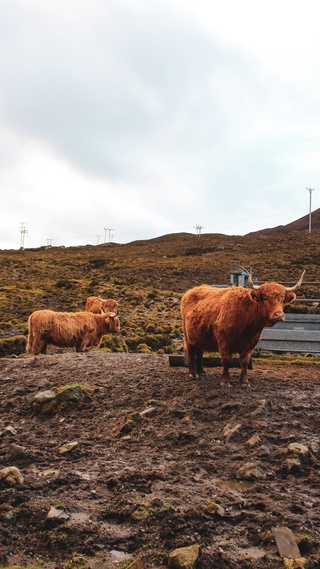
[239,351,252,386]
[76,336,87,352]
[187,346,205,378]
[220,357,231,386]
[187,345,198,378]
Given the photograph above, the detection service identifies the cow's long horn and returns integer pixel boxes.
[285,270,306,292]
[241,267,260,290]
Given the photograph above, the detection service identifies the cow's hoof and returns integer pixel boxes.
[240,381,250,388]
[220,381,231,387]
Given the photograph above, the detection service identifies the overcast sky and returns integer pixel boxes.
[1,0,320,249]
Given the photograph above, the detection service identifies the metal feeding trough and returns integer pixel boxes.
[229,260,252,288]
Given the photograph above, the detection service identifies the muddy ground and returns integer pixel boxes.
[0,352,320,569]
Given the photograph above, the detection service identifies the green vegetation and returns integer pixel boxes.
[32,383,92,415]
[0,335,26,356]
[253,353,320,365]
[0,230,319,357]
[64,555,90,569]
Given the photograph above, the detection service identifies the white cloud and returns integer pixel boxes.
[0,0,319,249]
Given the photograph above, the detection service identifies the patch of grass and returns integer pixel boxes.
[0,335,26,357]
[253,353,320,364]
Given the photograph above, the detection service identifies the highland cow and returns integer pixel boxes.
[26,309,120,355]
[181,270,305,386]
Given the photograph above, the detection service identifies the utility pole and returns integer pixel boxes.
[194,224,203,237]
[104,227,114,243]
[306,187,315,233]
[19,222,28,250]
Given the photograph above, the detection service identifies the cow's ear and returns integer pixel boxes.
[284,292,296,305]
[249,289,261,303]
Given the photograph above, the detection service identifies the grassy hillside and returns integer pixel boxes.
[1,229,320,355]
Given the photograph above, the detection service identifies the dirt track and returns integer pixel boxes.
[1,352,320,568]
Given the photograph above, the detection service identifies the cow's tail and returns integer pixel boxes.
[26,315,33,354]
[181,311,189,366]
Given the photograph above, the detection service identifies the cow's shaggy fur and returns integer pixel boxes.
[26,310,120,355]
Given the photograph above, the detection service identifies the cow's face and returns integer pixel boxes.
[251,283,296,327]
[105,313,120,333]
[101,299,119,314]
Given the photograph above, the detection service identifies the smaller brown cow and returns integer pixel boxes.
[26,310,120,355]
[86,296,119,314]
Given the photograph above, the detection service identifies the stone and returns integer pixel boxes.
[32,390,57,414]
[139,406,156,418]
[272,526,300,559]
[0,466,24,485]
[46,506,70,526]
[204,502,225,516]
[59,441,78,454]
[4,426,17,436]
[56,385,87,404]
[285,458,302,473]
[7,443,32,460]
[223,422,242,441]
[246,433,261,447]
[40,469,60,478]
[236,461,266,480]
[33,390,56,403]
[287,443,310,461]
[168,545,201,569]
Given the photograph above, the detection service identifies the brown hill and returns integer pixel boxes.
[0,222,320,358]
[247,207,320,235]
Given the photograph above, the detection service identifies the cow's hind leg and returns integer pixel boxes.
[239,351,252,386]
[26,334,33,354]
[187,345,197,377]
[220,356,231,387]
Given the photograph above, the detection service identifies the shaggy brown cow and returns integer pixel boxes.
[85,296,119,314]
[26,310,120,355]
[181,270,305,386]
